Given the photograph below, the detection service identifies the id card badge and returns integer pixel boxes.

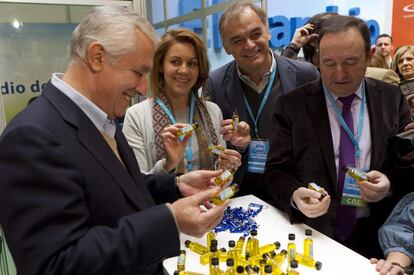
[341,168,367,208]
[247,139,269,174]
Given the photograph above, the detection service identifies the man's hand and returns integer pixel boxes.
[171,187,230,237]
[291,23,319,49]
[178,169,223,197]
[161,123,191,172]
[217,149,242,171]
[359,170,390,202]
[220,119,251,149]
[292,187,331,218]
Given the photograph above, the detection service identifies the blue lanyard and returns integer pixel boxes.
[323,81,366,165]
[155,93,195,171]
[242,66,277,138]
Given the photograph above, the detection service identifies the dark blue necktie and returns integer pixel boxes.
[336,94,357,241]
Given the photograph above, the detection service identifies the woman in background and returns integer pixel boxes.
[123,28,241,174]
[393,45,414,118]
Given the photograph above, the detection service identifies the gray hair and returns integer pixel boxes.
[219,1,268,41]
[69,6,158,64]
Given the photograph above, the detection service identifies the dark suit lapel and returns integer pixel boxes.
[364,78,383,169]
[43,83,150,210]
[275,54,296,94]
[115,126,155,206]
[306,81,338,191]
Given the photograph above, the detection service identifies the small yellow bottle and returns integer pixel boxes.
[207,230,216,250]
[344,166,368,183]
[210,184,239,205]
[185,240,209,255]
[250,229,260,257]
[177,123,198,140]
[235,236,245,255]
[214,169,234,186]
[177,250,186,271]
[287,259,299,275]
[259,241,281,255]
[273,249,287,266]
[225,258,237,275]
[303,229,313,258]
[307,182,328,200]
[210,257,221,275]
[263,253,285,275]
[232,109,240,131]
[287,234,296,262]
[208,144,225,155]
[227,240,238,267]
[296,253,322,270]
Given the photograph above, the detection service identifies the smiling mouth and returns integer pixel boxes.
[244,50,260,58]
[123,92,134,101]
[174,77,191,84]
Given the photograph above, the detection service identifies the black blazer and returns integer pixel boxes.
[0,83,180,274]
[264,77,412,237]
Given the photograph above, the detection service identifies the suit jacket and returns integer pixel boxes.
[365,67,401,85]
[207,54,319,198]
[264,77,412,238]
[0,83,180,275]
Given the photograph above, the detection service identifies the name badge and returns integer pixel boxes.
[247,139,269,174]
[341,168,367,208]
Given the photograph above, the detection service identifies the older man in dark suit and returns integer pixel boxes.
[207,2,319,199]
[264,15,412,259]
[0,6,228,275]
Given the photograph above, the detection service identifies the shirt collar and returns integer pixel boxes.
[51,73,116,138]
[325,81,363,106]
[237,49,276,93]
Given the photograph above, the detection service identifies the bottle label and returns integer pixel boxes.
[219,187,233,201]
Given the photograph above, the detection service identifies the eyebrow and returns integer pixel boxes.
[229,27,263,41]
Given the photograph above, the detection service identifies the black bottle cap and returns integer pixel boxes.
[211,257,219,265]
[315,261,323,270]
[274,241,281,249]
[288,233,296,240]
[229,240,235,247]
[290,259,298,268]
[226,258,234,266]
[264,264,273,273]
[236,266,244,273]
[210,245,217,252]
[250,229,258,236]
[184,240,191,248]
[173,271,179,275]
[253,266,260,273]
[210,239,218,247]
[305,229,313,236]
[179,250,186,254]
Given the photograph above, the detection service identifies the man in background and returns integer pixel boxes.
[375,33,394,69]
[207,1,319,200]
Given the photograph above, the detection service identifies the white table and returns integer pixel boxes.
[163,195,379,274]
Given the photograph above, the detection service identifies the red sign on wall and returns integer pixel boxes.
[392,0,414,48]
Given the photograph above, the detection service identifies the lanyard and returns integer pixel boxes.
[155,93,195,171]
[242,66,277,138]
[323,81,366,165]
